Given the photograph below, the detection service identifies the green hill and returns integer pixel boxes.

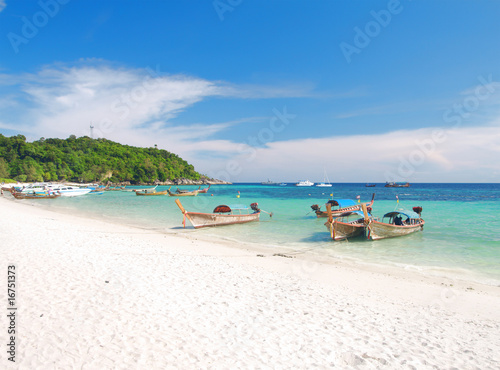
[0,134,203,184]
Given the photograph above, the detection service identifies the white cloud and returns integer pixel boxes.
[0,1,6,13]
[209,124,500,183]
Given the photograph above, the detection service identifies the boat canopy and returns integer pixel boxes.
[213,204,249,213]
[383,210,420,219]
[327,199,357,208]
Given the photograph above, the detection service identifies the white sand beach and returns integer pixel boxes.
[1,196,499,369]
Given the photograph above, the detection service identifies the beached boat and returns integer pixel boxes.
[167,186,198,197]
[48,185,92,197]
[12,191,61,200]
[324,206,368,241]
[311,194,375,218]
[384,182,410,188]
[19,183,92,197]
[135,189,169,196]
[296,180,314,187]
[175,199,261,228]
[362,205,424,240]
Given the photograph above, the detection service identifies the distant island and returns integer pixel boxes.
[0,134,227,185]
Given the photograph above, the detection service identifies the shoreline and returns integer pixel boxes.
[5,191,499,288]
[1,196,499,367]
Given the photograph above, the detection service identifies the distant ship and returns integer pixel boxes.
[261,179,278,185]
[384,182,410,188]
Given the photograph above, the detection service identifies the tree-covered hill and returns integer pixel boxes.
[0,134,202,184]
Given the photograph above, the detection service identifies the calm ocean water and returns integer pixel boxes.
[32,183,500,285]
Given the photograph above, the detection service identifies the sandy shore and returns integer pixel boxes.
[1,196,499,369]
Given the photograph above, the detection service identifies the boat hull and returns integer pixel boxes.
[135,190,169,196]
[13,193,61,199]
[367,220,424,240]
[168,191,198,196]
[185,211,260,228]
[325,219,365,240]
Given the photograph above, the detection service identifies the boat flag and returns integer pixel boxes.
[396,195,399,203]
[356,195,360,203]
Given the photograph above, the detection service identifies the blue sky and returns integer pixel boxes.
[1,0,500,182]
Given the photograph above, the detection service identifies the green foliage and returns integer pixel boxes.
[0,134,201,184]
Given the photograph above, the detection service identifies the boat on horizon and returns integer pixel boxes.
[365,184,376,187]
[385,182,410,188]
[261,179,278,185]
[316,169,332,187]
[296,180,314,187]
[175,199,264,228]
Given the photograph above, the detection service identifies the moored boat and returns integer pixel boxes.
[363,205,424,240]
[324,206,368,241]
[129,185,158,193]
[167,186,198,196]
[175,199,262,228]
[135,189,169,196]
[12,191,61,200]
[197,185,211,193]
[311,194,375,218]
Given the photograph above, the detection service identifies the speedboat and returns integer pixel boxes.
[48,185,92,197]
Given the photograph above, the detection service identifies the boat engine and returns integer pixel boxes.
[311,204,321,211]
[250,202,260,212]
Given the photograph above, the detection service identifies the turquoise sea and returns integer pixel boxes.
[32,183,500,285]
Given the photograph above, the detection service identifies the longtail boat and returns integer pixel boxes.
[127,185,158,193]
[135,188,169,196]
[324,204,368,241]
[363,205,424,240]
[12,191,61,199]
[312,193,375,218]
[175,199,262,228]
[197,184,211,193]
[167,186,198,197]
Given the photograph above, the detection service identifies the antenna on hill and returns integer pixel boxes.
[90,123,94,139]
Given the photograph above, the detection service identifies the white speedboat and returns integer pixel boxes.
[295,180,314,186]
[49,185,92,197]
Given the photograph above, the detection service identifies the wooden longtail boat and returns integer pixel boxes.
[12,192,61,199]
[312,193,375,218]
[324,204,368,241]
[128,185,158,193]
[175,199,261,228]
[362,204,424,240]
[167,186,198,197]
[135,189,169,196]
[197,185,211,193]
